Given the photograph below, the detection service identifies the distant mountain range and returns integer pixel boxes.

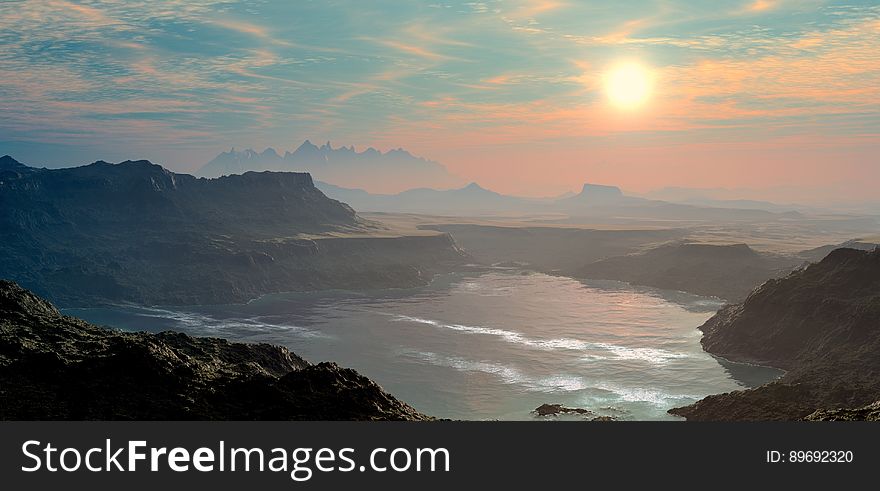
[315,180,546,215]
[198,141,463,193]
[317,179,804,222]
[642,186,808,212]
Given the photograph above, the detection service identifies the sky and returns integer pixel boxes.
[0,0,878,202]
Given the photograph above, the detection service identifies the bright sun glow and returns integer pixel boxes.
[604,62,653,110]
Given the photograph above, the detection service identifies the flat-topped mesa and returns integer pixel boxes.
[0,156,466,306]
[226,168,317,188]
[0,158,359,235]
[579,183,623,199]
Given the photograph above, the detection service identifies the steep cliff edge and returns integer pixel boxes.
[670,248,880,420]
[0,157,466,306]
[0,280,429,420]
[576,242,799,302]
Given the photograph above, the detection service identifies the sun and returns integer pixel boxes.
[604,62,653,110]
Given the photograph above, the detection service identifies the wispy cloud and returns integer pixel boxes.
[0,0,878,198]
[746,0,780,13]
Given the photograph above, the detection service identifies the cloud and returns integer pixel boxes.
[1,0,878,187]
[507,0,567,19]
[746,0,780,13]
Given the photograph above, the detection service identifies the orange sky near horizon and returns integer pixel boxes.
[1,1,878,204]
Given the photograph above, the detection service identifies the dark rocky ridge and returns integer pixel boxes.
[669,247,880,420]
[424,224,684,272]
[0,156,466,306]
[0,280,428,420]
[805,401,880,421]
[576,242,800,302]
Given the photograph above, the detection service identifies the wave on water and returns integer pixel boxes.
[592,383,703,406]
[401,350,590,393]
[123,306,330,339]
[402,350,700,405]
[392,315,688,364]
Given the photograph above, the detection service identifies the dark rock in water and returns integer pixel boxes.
[533,403,594,417]
[590,416,617,422]
[577,241,800,302]
[669,248,880,421]
[0,280,429,421]
[805,401,880,421]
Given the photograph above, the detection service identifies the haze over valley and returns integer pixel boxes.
[3,150,879,420]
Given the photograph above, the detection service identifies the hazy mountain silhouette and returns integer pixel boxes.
[558,183,626,204]
[643,186,807,212]
[319,178,802,222]
[198,141,463,192]
[316,180,541,214]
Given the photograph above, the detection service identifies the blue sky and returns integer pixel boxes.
[1,0,878,200]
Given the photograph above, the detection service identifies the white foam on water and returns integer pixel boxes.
[392,315,687,364]
[132,307,329,339]
[594,383,701,406]
[401,350,590,393]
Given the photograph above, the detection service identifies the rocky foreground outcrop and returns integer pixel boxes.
[0,280,429,420]
[805,401,880,421]
[670,248,880,421]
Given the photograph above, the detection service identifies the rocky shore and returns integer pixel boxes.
[0,280,429,420]
[670,248,880,421]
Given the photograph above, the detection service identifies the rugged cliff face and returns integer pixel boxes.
[670,248,880,420]
[0,280,429,420]
[577,242,799,302]
[0,157,466,306]
[805,401,880,421]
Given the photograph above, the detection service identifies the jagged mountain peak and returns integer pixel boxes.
[296,139,319,152]
[461,182,492,193]
[197,140,460,192]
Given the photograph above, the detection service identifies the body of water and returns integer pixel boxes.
[66,269,782,420]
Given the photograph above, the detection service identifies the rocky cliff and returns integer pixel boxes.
[0,280,429,420]
[805,401,880,421]
[577,242,800,302]
[670,247,880,420]
[0,157,466,306]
